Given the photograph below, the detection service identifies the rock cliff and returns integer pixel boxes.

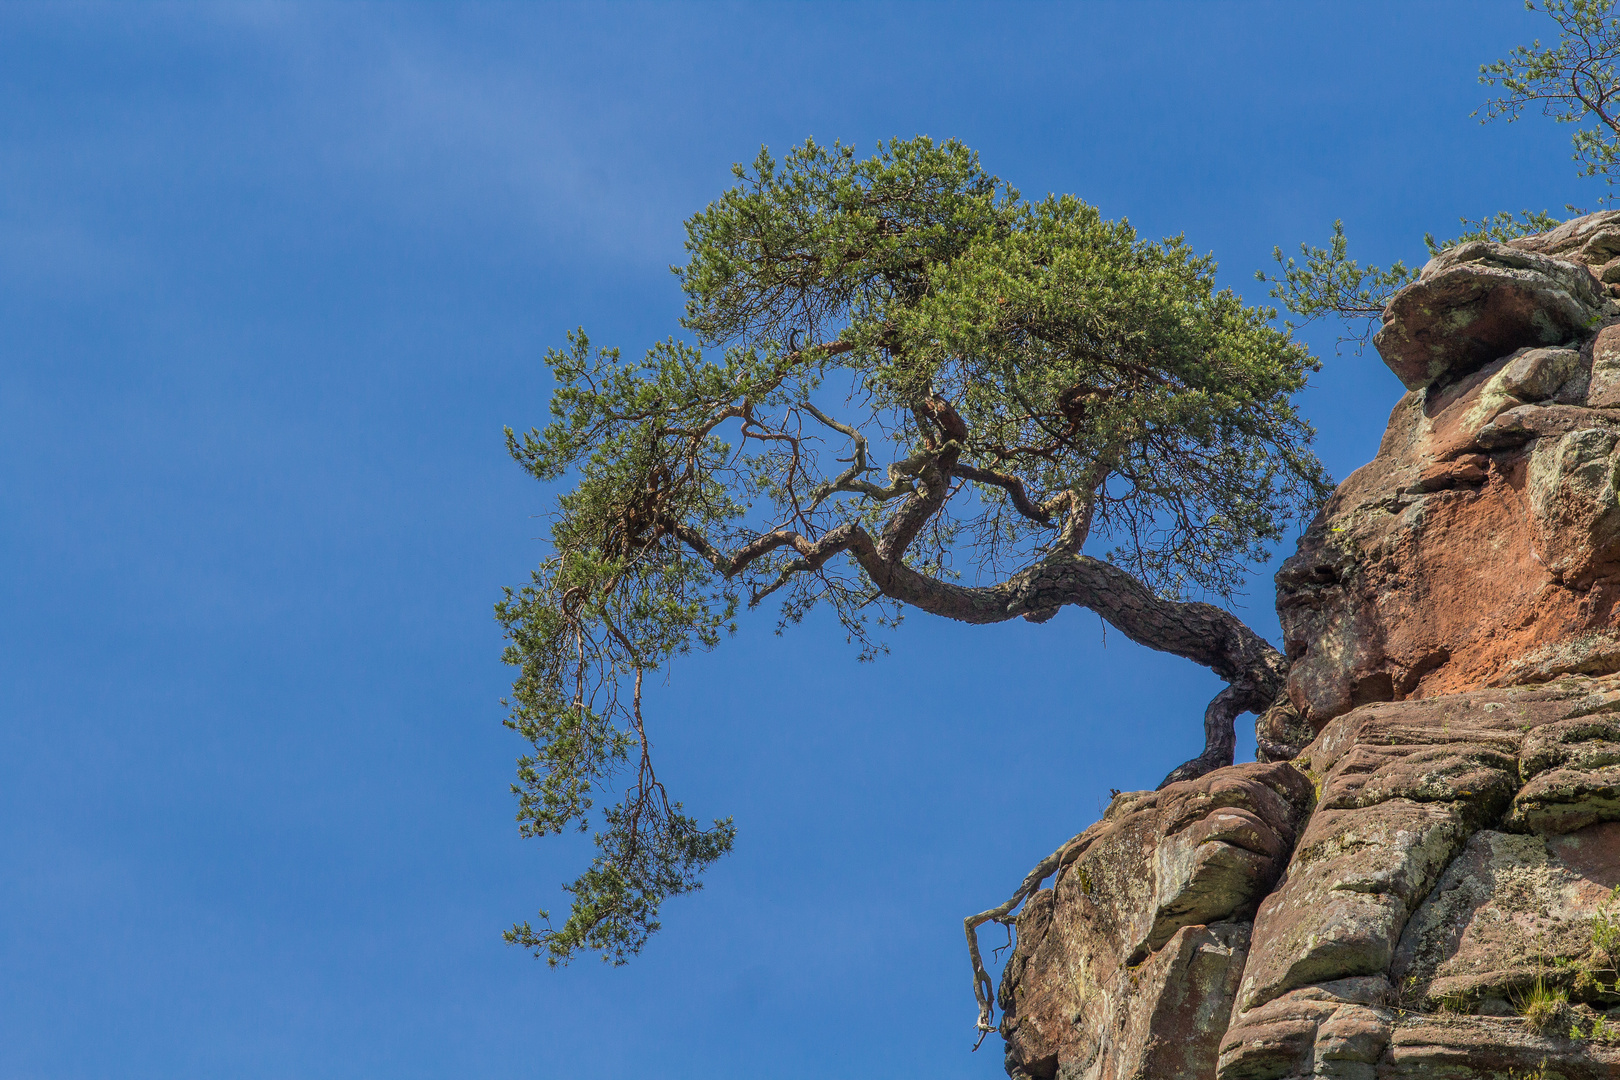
[999,212,1620,1079]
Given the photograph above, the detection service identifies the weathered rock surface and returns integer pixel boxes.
[1392,824,1620,1008]
[1278,252,1620,728]
[1000,762,1312,1079]
[998,213,1620,1078]
[1373,242,1609,392]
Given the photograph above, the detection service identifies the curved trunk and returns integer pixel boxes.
[852,547,1289,787]
[678,508,1297,1039]
[678,522,1290,788]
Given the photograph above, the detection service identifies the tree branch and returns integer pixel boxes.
[875,394,967,562]
[963,828,1091,1037]
[951,464,1058,524]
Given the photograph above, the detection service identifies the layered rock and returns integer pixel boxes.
[998,214,1620,1079]
[1217,680,1620,1080]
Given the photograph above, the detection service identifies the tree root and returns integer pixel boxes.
[1158,682,1288,789]
[963,830,1091,1041]
[1157,684,1243,789]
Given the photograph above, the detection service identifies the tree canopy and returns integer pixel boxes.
[497,136,1332,970]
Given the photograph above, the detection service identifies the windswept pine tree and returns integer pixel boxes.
[497,136,1332,969]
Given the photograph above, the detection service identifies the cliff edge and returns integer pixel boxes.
[999,213,1620,1079]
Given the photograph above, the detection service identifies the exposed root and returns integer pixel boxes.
[964,831,1090,1039]
[1158,683,1281,789]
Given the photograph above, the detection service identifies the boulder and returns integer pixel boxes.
[1503,209,1620,265]
[1373,241,1608,392]
[1216,979,1392,1080]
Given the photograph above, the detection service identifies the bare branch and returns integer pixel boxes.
[964,827,1094,1034]
[665,514,1284,705]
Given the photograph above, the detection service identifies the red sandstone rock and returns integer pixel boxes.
[1276,347,1620,727]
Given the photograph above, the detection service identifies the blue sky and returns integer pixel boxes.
[0,3,1592,1077]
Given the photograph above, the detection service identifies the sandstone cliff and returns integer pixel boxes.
[998,213,1620,1079]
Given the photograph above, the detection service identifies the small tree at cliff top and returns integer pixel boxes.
[1264,0,1620,335]
[497,136,1334,979]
